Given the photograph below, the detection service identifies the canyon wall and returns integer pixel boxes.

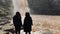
[27,0,60,15]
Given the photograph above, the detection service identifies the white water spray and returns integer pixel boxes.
[12,0,30,16]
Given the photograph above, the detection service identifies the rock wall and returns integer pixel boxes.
[0,0,13,22]
[27,0,60,15]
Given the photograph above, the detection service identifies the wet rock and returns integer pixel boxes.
[4,28,15,34]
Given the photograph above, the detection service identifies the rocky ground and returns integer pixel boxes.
[0,15,60,34]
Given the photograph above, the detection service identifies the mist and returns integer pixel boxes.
[12,0,60,15]
[12,0,30,16]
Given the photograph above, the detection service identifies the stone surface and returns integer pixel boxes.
[0,0,13,23]
[0,15,60,34]
[27,0,60,15]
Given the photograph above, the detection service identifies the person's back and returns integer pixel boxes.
[13,15,17,27]
[13,12,22,34]
[23,12,33,34]
[13,15,22,27]
[24,16,32,26]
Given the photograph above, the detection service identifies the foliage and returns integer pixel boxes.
[0,0,13,20]
[0,0,13,17]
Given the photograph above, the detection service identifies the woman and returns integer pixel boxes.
[13,12,22,34]
[23,12,33,34]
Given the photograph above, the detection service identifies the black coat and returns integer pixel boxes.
[13,15,22,31]
[23,16,33,32]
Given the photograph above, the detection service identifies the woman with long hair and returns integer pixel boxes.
[13,12,22,34]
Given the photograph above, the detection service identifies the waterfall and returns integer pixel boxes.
[12,0,30,16]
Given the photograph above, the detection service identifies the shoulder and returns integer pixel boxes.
[13,15,16,19]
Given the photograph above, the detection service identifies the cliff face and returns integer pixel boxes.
[0,0,13,20]
[27,0,60,15]
[0,0,13,17]
[12,0,29,16]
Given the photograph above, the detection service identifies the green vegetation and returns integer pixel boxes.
[0,0,13,22]
[0,0,13,19]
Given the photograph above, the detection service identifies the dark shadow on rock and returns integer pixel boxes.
[5,32,9,34]
[0,21,10,26]
[0,22,8,26]
[0,27,2,30]
[31,14,60,16]
[10,24,13,26]
[4,28,15,34]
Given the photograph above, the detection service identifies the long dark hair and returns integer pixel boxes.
[25,12,30,17]
[16,12,21,18]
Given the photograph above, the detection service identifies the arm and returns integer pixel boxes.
[30,17,33,25]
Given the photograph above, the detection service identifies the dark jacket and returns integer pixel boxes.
[23,16,33,32]
[13,15,22,31]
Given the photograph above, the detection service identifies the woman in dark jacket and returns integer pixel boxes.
[13,12,22,34]
[23,12,33,34]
